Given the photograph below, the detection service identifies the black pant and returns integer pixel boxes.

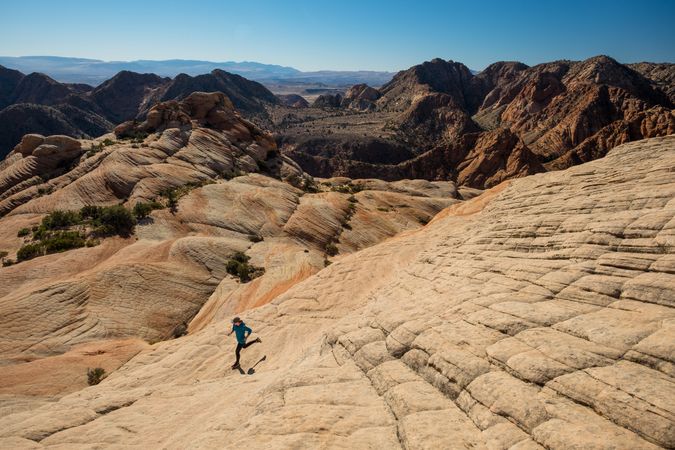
[235,340,258,364]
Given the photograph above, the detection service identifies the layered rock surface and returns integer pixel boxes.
[0,136,672,448]
[0,92,460,399]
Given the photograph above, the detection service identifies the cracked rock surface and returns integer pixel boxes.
[0,136,673,448]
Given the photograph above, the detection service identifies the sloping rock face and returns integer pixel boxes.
[0,92,460,398]
[0,136,672,448]
[147,69,279,118]
[312,93,343,108]
[277,94,309,108]
[341,83,381,111]
[90,71,168,123]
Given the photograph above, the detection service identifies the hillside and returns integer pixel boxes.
[0,135,672,448]
[0,67,279,158]
[276,56,674,188]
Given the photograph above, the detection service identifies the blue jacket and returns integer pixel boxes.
[232,322,252,344]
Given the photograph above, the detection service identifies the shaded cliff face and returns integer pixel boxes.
[0,66,280,158]
[275,56,674,188]
[0,136,672,449]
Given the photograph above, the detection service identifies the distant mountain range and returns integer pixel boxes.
[0,56,395,87]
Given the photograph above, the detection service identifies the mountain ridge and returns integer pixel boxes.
[0,56,395,86]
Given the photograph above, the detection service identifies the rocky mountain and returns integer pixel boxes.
[0,66,280,158]
[277,55,674,188]
[148,69,279,117]
[0,130,672,448]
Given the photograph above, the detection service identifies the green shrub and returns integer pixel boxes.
[87,367,106,386]
[42,210,82,229]
[80,205,102,220]
[226,252,264,283]
[17,243,44,261]
[17,228,30,237]
[95,205,136,237]
[325,242,338,257]
[85,239,100,247]
[231,251,249,263]
[101,138,115,146]
[42,231,86,253]
[133,202,154,219]
[86,143,104,157]
[2,259,14,267]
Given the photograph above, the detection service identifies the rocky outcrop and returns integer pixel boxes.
[90,71,168,123]
[312,93,343,108]
[0,136,672,448]
[341,84,381,111]
[277,94,309,108]
[629,62,675,104]
[147,69,279,118]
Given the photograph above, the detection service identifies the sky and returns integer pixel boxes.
[1,0,674,72]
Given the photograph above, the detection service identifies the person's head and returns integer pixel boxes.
[232,316,242,325]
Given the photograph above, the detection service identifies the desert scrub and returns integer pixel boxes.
[87,367,106,386]
[133,201,164,219]
[325,241,338,257]
[15,205,136,263]
[331,182,364,194]
[226,251,265,283]
[17,231,86,261]
[17,228,30,237]
[161,180,215,213]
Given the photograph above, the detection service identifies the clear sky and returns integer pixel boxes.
[1,0,673,71]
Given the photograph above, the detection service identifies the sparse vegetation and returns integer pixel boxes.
[160,180,215,213]
[120,130,148,143]
[248,234,263,243]
[0,250,7,259]
[226,251,265,283]
[87,367,106,386]
[331,182,364,194]
[133,201,164,220]
[15,205,137,263]
[325,242,338,257]
[17,228,30,237]
[86,138,116,157]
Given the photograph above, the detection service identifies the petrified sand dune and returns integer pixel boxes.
[0,136,672,448]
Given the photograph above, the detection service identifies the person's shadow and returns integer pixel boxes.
[246,355,267,375]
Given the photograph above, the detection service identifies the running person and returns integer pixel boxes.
[229,317,261,369]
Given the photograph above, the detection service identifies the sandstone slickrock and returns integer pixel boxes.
[0,136,672,448]
[0,92,460,406]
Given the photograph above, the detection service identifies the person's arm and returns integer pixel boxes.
[244,325,252,338]
[227,325,234,336]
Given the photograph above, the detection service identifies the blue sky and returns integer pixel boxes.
[1,0,673,71]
